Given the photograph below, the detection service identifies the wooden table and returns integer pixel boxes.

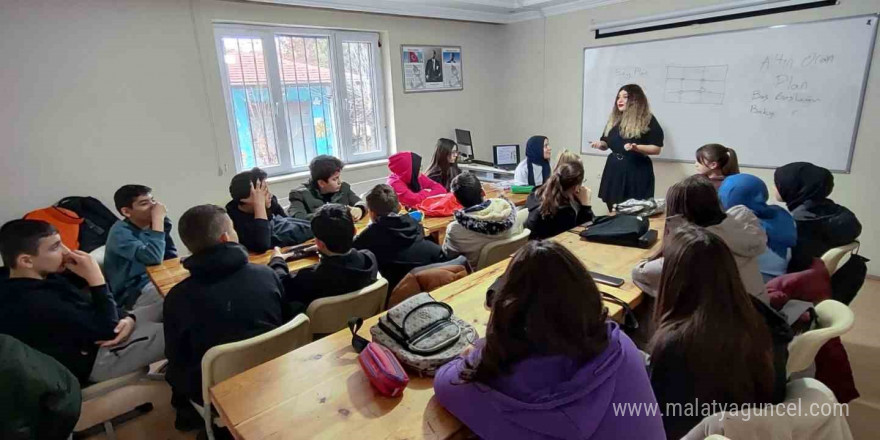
[147,186,528,296]
[211,217,664,440]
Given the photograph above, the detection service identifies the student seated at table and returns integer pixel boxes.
[434,240,665,439]
[554,148,581,172]
[387,151,447,208]
[774,162,862,273]
[164,205,293,423]
[649,225,777,439]
[0,219,165,385]
[524,161,594,240]
[694,143,739,190]
[719,173,797,281]
[105,184,177,310]
[513,135,552,186]
[353,184,447,288]
[442,172,524,269]
[271,203,378,311]
[426,138,462,190]
[287,155,367,221]
[226,167,313,253]
[632,175,768,302]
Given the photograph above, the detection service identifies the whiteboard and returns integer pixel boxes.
[581,15,878,172]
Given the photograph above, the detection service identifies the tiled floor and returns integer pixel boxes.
[80,280,880,439]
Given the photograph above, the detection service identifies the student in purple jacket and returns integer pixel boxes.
[434,240,665,440]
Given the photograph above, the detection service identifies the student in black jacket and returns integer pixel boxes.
[164,205,293,412]
[525,161,594,240]
[225,167,313,253]
[353,184,447,290]
[271,204,378,312]
[0,220,165,384]
[774,162,863,272]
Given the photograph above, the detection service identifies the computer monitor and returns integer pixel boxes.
[493,144,520,170]
[455,129,473,158]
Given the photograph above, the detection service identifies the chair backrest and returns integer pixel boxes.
[90,245,106,271]
[686,378,852,440]
[475,228,530,270]
[786,299,855,376]
[201,313,311,404]
[516,206,529,225]
[821,242,859,276]
[306,276,389,335]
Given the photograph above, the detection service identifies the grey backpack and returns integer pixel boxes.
[370,292,477,376]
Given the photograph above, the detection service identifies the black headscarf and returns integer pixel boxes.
[525,135,550,186]
[409,152,422,192]
[773,162,834,211]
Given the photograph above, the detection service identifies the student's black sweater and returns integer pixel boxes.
[225,196,314,253]
[524,190,594,240]
[0,275,120,383]
[270,249,378,307]
[163,243,293,403]
[353,214,447,289]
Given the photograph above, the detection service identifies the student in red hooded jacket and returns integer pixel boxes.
[387,151,447,209]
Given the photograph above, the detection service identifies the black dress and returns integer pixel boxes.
[598,115,664,206]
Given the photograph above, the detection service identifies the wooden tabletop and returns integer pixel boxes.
[146,186,528,296]
[211,216,664,440]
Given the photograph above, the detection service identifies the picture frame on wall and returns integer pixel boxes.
[401,45,463,93]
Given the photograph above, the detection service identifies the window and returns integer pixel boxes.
[214,24,388,176]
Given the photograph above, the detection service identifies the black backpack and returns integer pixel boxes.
[580,215,658,248]
[56,197,119,252]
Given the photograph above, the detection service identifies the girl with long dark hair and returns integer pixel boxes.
[426,138,462,190]
[524,161,593,239]
[649,224,776,438]
[434,240,665,439]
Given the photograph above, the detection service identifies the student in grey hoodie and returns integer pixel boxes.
[632,175,768,302]
[442,173,524,269]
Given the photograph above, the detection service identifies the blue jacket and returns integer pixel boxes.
[104,218,177,308]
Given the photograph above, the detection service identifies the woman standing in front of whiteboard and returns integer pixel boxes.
[591,84,664,212]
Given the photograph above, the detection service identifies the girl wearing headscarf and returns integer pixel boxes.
[387,151,447,209]
[590,84,664,212]
[774,162,862,272]
[513,135,551,186]
[719,174,797,281]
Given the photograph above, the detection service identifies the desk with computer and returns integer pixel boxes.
[454,128,519,181]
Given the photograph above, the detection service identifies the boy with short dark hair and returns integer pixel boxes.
[288,155,367,221]
[226,167,313,253]
[443,172,524,269]
[272,204,377,309]
[0,219,165,384]
[353,184,446,288]
[164,204,292,413]
[105,184,177,310]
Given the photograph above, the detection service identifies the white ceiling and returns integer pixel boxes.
[243,0,630,23]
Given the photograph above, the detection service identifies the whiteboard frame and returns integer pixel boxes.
[579,14,880,173]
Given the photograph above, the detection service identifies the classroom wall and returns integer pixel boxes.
[0,0,504,254]
[500,0,880,274]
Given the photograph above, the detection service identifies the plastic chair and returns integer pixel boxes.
[685,378,852,440]
[73,367,151,440]
[475,228,531,270]
[515,206,529,225]
[89,245,106,271]
[786,299,855,377]
[306,276,389,336]
[196,314,311,440]
[821,242,859,276]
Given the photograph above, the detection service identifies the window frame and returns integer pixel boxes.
[213,23,389,177]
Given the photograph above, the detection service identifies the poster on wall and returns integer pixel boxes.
[402,45,463,93]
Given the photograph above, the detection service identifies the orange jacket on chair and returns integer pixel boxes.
[23,207,82,251]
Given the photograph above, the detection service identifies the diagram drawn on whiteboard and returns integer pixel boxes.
[664,65,728,105]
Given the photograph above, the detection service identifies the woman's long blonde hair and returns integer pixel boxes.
[554,149,582,172]
[603,84,652,139]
